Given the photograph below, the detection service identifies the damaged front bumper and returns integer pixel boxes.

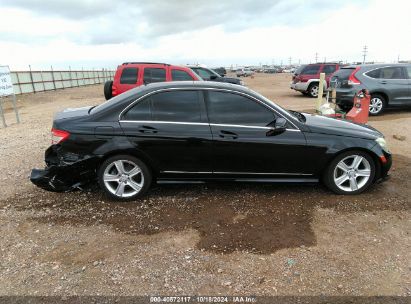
[30,146,100,192]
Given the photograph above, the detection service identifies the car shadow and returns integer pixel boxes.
[6,154,411,255]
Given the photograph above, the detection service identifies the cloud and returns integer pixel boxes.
[0,0,365,44]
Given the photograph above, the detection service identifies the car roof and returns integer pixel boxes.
[340,63,410,70]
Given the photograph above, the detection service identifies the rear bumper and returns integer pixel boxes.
[335,88,358,108]
[30,146,99,192]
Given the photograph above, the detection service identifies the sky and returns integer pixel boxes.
[0,0,410,70]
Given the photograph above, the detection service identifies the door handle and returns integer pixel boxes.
[138,125,158,134]
[380,80,387,84]
[219,130,238,140]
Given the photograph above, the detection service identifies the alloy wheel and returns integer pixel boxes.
[103,160,144,198]
[369,97,383,114]
[310,85,319,97]
[333,155,371,192]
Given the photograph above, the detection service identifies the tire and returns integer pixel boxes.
[323,151,376,195]
[369,94,386,116]
[307,83,319,98]
[98,155,152,201]
[104,81,113,100]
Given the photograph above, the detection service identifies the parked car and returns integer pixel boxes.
[236,68,254,77]
[103,62,201,100]
[290,63,340,97]
[31,81,391,201]
[188,66,243,85]
[212,67,226,77]
[330,64,411,115]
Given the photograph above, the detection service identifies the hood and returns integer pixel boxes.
[54,106,93,121]
[303,114,382,139]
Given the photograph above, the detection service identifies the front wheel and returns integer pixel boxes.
[324,151,376,195]
[98,155,152,201]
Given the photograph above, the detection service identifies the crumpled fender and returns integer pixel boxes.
[30,146,101,192]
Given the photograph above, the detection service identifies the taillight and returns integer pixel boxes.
[51,128,70,144]
[112,84,117,96]
[348,67,361,85]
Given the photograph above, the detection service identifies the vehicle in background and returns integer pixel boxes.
[104,62,200,100]
[212,67,227,77]
[30,81,392,201]
[331,64,411,115]
[290,63,340,97]
[188,66,243,85]
[236,68,254,77]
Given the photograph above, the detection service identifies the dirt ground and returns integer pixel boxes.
[0,73,410,296]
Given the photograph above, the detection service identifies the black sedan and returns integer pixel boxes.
[31,81,392,201]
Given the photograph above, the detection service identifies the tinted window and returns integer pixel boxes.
[151,91,201,122]
[322,65,337,74]
[171,69,194,81]
[301,65,320,75]
[120,68,138,84]
[143,68,166,83]
[365,68,381,78]
[192,68,213,80]
[123,98,151,120]
[406,66,411,78]
[332,68,355,79]
[380,67,404,79]
[207,91,275,126]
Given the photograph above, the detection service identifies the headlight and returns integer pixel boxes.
[376,137,389,152]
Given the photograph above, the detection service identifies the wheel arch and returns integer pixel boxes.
[321,147,382,182]
[97,149,159,177]
[370,91,389,105]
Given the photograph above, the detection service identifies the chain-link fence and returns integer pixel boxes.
[10,67,115,94]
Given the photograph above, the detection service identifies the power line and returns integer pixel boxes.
[362,45,368,63]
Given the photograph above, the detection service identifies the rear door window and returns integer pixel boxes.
[151,91,202,122]
[120,68,138,84]
[406,66,411,79]
[322,65,337,74]
[123,98,151,121]
[171,69,194,81]
[143,68,166,83]
[301,65,321,75]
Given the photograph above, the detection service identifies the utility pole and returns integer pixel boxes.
[280,60,283,66]
[362,45,368,63]
[288,57,292,66]
[315,52,318,63]
[397,54,400,63]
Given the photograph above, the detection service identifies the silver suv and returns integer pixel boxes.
[331,64,411,115]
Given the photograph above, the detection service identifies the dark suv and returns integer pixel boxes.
[187,66,243,85]
[331,64,411,115]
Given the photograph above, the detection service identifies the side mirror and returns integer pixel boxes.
[210,75,218,80]
[266,117,287,136]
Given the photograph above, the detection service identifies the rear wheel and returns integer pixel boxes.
[98,155,151,201]
[324,151,376,195]
[369,94,386,116]
[308,83,319,98]
[104,81,113,100]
